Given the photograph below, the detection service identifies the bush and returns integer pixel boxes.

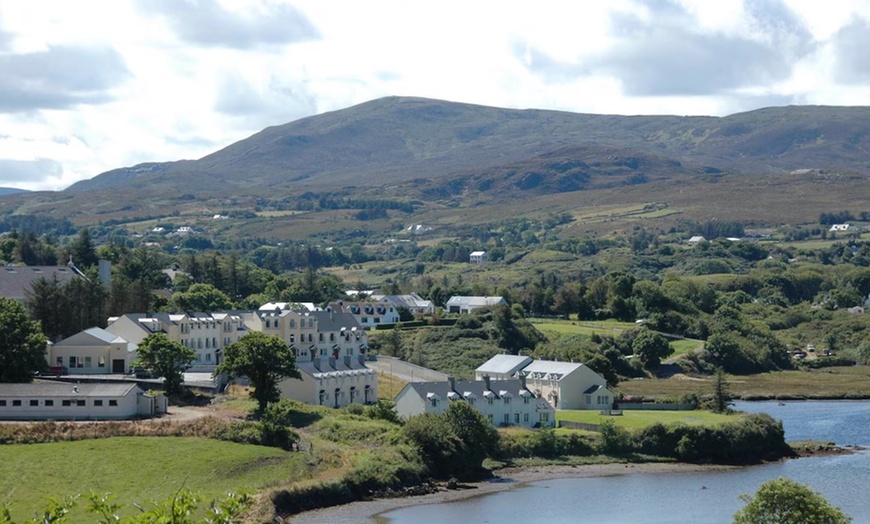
[597,419,633,455]
[496,429,594,459]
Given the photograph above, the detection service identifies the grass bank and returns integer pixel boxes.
[0,436,317,521]
[557,409,736,429]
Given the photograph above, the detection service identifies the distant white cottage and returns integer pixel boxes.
[830,224,850,232]
[446,296,507,314]
[469,251,488,264]
[687,236,706,245]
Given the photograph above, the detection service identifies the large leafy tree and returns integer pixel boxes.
[0,297,48,382]
[215,332,300,411]
[631,327,673,370]
[134,333,195,395]
[733,477,851,524]
[170,283,233,312]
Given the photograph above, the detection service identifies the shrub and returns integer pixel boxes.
[597,419,633,455]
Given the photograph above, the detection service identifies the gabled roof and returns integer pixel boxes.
[522,360,586,380]
[399,378,534,403]
[0,382,140,398]
[445,296,507,307]
[0,266,80,301]
[476,354,533,375]
[82,327,127,345]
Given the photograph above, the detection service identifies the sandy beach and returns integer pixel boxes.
[286,462,736,523]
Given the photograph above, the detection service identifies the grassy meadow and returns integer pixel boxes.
[0,437,308,521]
[616,366,870,400]
[557,409,737,430]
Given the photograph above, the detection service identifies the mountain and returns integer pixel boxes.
[65,97,870,199]
[0,187,29,196]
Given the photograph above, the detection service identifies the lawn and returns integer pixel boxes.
[531,319,638,338]
[557,409,738,430]
[377,371,409,400]
[669,338,703,357]
[0,437,306,520]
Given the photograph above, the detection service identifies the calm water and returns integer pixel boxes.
[380,401,870,524]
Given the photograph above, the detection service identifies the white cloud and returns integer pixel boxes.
[0,0,868,191]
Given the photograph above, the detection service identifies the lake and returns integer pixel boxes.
[378,401,870,524]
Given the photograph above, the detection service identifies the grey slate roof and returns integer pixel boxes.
[0,266,79,301]
[522,360,586,380]
[475,354,533,375]
[0,382,139,397]
[401,378,539,403]
[82,327,127,345]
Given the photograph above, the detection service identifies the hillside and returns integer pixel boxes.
[2,97,870,232]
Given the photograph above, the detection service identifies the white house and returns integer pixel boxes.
[325,301,400,328]
[446,296,508,314]
[49,327,135,374]
[0,382,165,420]
[370,293,435,316]
[469,251,488,264]
[395,376,554,428]
[522,360,613,410]
[277,356,378,408]
[830,224,850,232]
[687,236,706,245]
[475,354,533,381]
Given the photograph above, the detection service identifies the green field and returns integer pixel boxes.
[0,437,304,520]
[616,366,870,400]
[669,338,703,357]
[557,409,738,430]
[531,319,638,337]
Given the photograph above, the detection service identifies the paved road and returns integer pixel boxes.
[366,356,448,383]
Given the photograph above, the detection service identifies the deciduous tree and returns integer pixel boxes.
[216,332,301,411]
[133,333,195,395]
[0,297,48,382]
[631,327,673,370]
[733,477,851,524]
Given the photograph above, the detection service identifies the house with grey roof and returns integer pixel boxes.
[522,360,613,410]
[370,293,435,316]
[49,327,135,374]
[395,375,554,428]
[0,382,166,420]
[0,265,79,302]
[475,354,533,380]
[445,295,508,314]
[325,300,400,328]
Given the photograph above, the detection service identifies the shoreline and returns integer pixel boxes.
[285,462,737,524]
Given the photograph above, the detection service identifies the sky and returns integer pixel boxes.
[1,0,870,192]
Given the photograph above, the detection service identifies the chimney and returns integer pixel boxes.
[344,355,351,368]
[312,357,321,371]
[519,372,527,389]
[483,374,491,391]
[447,376,455,392]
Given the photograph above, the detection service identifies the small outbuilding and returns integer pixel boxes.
[0,382,166,421]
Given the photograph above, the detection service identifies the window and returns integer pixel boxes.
[94,400,103,406]
[12,400,21,406]
[515,413,520,424]
[84,356,92,368]
[212,337,217,347]
[0,400,5,406]
[319,333,324,342]
[503,413,510,424]
[585,394,592,405]
[109,400,118,407]
[540,412,550,423]
[374,318,380,323]
[346,348,353,356]
[30,400,38,406]
[98,356,106,368]
[289,320,295,328]
[45,400,53,407]
[290,334,295,343]
[62,400,71,406]
[69,356,77,368]
[265,319,270,328]
[330,333,335,342]
[487,397,494,405]
[487,414,493,422]
[524,413,529,423]
[76,400,85,407]
[320,348,327,357]
[523,397,530,404]
[206,353,212,362]
[206,338,210,348]
[504,397,511,404]
[56,357,63,366]
[361,317,368,323]
[430,398,438,408]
